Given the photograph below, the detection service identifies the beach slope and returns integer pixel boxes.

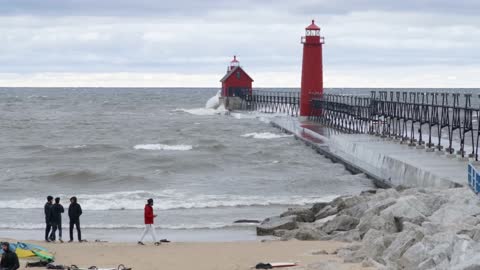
[17,240,372,270]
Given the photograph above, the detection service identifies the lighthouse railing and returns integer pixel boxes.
[309,91,480,160]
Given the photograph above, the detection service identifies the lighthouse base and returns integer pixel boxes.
[298,116,309,122]
[220,96,244,111]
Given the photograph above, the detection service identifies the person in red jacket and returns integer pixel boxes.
[138,198,160,246]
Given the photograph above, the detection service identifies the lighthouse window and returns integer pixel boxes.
[236,71,241,79]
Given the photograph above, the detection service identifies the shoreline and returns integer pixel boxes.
[1,190,379,270]
[1,226,263,243]
[2,239,372,270]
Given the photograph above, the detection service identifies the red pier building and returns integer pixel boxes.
[300,20,325,117]
[220,56,253,98]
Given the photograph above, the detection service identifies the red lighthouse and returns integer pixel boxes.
[300,20,325,117]
[220,55,253,98]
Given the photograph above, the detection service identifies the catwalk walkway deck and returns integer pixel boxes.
[271,117,466,189]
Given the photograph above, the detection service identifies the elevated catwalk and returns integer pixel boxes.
[271,117,466,189]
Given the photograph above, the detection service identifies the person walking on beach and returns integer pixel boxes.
[49,197,65,242]
[138,198,160,246]
[68,196,83,242]
[0,242,19,270]
[44,195,53,242]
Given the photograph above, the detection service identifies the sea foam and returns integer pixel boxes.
[134,144,193,151]
[205,90,221,109]
[241,132,293,139]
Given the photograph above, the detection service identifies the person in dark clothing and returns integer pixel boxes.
[68,196,83,242]
[0,242,19,270]
[49,197,65,242]
[44,195,53,242]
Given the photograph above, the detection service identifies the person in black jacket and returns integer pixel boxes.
[49,197,65,242]
[68,196,83,242]
[0,242,19,270]
[44,195,53,242]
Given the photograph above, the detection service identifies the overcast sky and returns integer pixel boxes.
[0,0,479,87]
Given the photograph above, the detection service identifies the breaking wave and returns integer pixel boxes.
[0,222,254,230]
[241,132,293,139]
[173,106,227,116]
[0,190,338,211]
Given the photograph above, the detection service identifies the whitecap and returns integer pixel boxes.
[134,144,193,151]
[175,106,227,116]
[69,145,87,149]
[241,132,293,139]
[0,222,253,230]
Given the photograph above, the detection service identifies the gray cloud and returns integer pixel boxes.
[1,0,479,17]
[0,1,479,86]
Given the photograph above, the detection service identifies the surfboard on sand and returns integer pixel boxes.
[270,262,297,268]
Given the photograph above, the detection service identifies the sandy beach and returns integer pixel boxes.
[6,239,373,270]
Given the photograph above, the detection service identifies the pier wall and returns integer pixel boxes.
[270,117,466,189]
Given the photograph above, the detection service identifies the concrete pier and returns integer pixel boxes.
[270,117,466,189]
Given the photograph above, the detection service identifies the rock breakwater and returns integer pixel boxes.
[257,186,480,269]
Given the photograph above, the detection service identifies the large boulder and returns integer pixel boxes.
[347,229,389,263]
[382,228,424,263]
[449,234,480,270]
[416,257,450,270]
[361,258,387,270]
[399,231,456,269]
[371,188,400,201]
[293,227,327,240]
[430,201,480,228]
[402,189,448,214]
[326,229,362,242]
[339,202,370,219]
[313,214,336,228]
[332,195,369,211]
[458,227,480,241]
[310,202,329,215]
[398,241,430,269]
[320,215,359,234]
[314,205,338,220]
[421,221,438,233]
[272,229,289,238]
[280,208,315,222]
[360,189,377,196]
[380,195,431,220]
[360,197,396,220]
[357,211,398,236]
[256,215,297,236]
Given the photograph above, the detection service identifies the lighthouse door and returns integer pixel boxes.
[228,87,248,98]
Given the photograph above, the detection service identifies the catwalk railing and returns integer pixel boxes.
[310,91,480,160]
[241,90,300,116]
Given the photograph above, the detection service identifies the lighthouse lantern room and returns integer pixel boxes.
[220,56,254,98]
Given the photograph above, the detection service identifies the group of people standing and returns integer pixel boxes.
[43,196,162,245]
[44,196,83,243]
